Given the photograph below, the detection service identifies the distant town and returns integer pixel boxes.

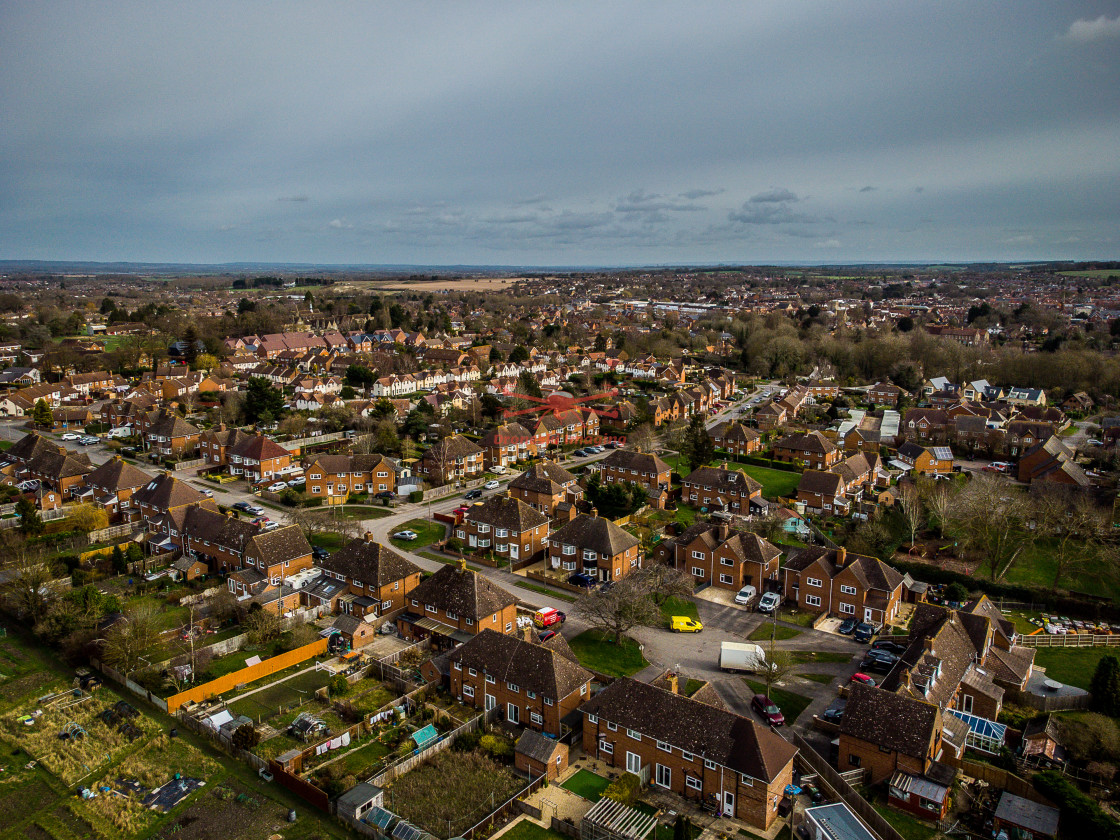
[1,261,1119,840]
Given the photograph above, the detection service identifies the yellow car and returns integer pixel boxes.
[670,616,703,633]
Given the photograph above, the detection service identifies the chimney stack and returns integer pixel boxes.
[590,507,599,519]
[523,624,536,644]
[718,521,730,541]
[364,531,373,543]
[668,673,679,695]
[835,547,847,567]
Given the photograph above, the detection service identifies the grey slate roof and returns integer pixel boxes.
[408,564,517,620]
[320,536,421,587]
[549,514,639,557]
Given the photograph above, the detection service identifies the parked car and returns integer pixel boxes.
[263,521,280,531]
[837,618,858,635]
[751,694,785,727]
[605,441,623,448]
[854,621,879,643]
[251,516,270,526]
[483,480,500,490]
[120,446,138,456]
[670,616,703,633]
[490,465,507,475]
[312,546,330,560]
[232,501,254,512]
[538,630,557,642]
[850,672,876,686]
[587,445,605,454]
[734,585,758,605]
[374,490,394,500]
[567,572,595,588]
[871,639,907,655]
[199,488,214,497]
[80,435,99,445]
[246,505,265,516]
[61,433,81,441]
[267,482,288,493]
[820,703,846,724]
[572,449,588,457]
[860,654,897,674]
[287,478,306,487]
[464,488,483,500]
[392,530,418,541]
[757,592,782,614]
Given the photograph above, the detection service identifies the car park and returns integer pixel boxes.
[483,479,500,490]
[567,572,595,588]
[850,672,876,686]
[751,694,785,727]
[61,432,81,441]
[837,618,858,635]
[670,616,704,633]
[734,585,757,605]
[464,488,482,500]
[757,592,781,613]
[392,530,418,541]
[267,482,288,493]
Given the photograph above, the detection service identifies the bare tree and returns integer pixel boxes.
[101,602,163,678]
[898,481,925,551]
[1031,484,1112,591]
[947,473,1027,580]
[628,423,656,453]
[919,477,957,539]
[0,544,62,623]
[633,563,695,608]
[661,418,689,459]
[573,575,661,645]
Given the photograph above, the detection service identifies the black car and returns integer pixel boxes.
[374,491,394,500]
[232,501,253,513]
[464,488,483,500]
[567,572,595,588]
[820,704,845,724]
[573,449,587,457]
[853,621,878,643]
[605,441,623,449]
[312,546,331,561]
[837,618,858,635]
[871,639,908,655]
[860,654,897,674]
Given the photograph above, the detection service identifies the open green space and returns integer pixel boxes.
[744,679,813,724]
[798,672,837,685]
[560,769,612,801]
[514,580,577,602]
[776,608,817,627]
[789,650,853,665]
[737,465,801,500]
[748,623,801,642]
[1059,269,1120,278]
[659,595,699,626]
[569,629,649,677]
[998,538,1120,601]
[1033,647,1114,690]
[319,504,392,520]
[389,518,446,549]
[500,820,572,840]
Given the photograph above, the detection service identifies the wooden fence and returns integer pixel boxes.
[461,773,546,840]
[164,637,329,712]
[86,522,137,544]
[959,759,1054,807]
[91,656,169,712]
[1006,686,1091,712]
[790,733,905,840]
[1017,633,1120,648]
[369,707,497,788]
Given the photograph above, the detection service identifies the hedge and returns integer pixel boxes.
[714,450,802,473]
[409,490,424,503]
[1033,770,1120,838]
[603,772,641,806]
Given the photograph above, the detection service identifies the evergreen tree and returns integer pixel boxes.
[243,376,285,425]
[1090,655,1120,717]
[31,398,53,428]
[681,414,715,474]
[15,497,42,536]
[110,544,128,574]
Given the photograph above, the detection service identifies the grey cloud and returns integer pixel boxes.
[729,201,816,226]
[748,188,800,204]
[614,189,704,214]
[679,188,724,199]
[1063,14,1120,42]
[277,194,309,202]
[859,186,876,193]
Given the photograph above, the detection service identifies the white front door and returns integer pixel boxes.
[485,694,496,711]
[626,751,642,775]
[723,791,735,817]
[864,607,874,622]
[507,703,519,724]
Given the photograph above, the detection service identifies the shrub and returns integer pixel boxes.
[452,731,482,752]
[1033,770,1120,838]
[603,772,641,806]
[479,734,514,762]
[279,488,302,507]
[409,490,424,503]
[329,674,351,696]
[445,537,463,553]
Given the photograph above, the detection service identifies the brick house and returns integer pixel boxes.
[418,434,485,485]
[772,431,840,470]
[131,472,211,523]
[839,684,963,784]
[228,432,292,484]
[508,460,581,517]
[1017,436,1089,486]
[17,443,93,501]
[795,470,849,515]
[198,425,252,468]
[153,505,257,574]
[240,525,314,584]
[479,421,537,468]
[397,561,519,648]
[1003,420,1058,457]
[449,628,593,734]
[709,421,761,457]
[144,410,201,459]
[680,464,763,514]
[306,534,421,619]
[902,409,950,443]
[782,546,904,625]
[595,449,671,507]
[655,521,781,593]
[894,442,953,476]
[548,513,641,582]
[868,381,904,407]
[304,453,398,503]
[78,456,153,521]
[458,494,550,564]
[580,678,797,830]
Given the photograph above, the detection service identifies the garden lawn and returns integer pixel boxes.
[659,595,699,626]
[737,465,801,500]
[798,672,837,685]
[500,820,572,840]
[1033,647,1115,691]
[999,538,1120,602]
[789,651,853,665]
[745,679,813,725]
[328,505,391,520]
[389,518,446,549]
[569,630,649,677]
[560,769,611,801]
[747,624,801,642]
[871,800,938,840]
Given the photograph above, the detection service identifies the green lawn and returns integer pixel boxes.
[0,440,12,451]
[737,464,802,500]
[789,651,853,665]
[798,672,837,685]
[776,608,817,627]
[744,679,813,725]
[326,504,392,520]
[871,801,939,840]
[748,623,802,642]
[515,580,577,603]
[309,531,348,550]
[999,538,1120,601]
[569,629,649,677]
[560,769,612,802]
[500,820,572,840]
[659,595,699,626]
[389,518,446,549]
[1033,647,1115,690]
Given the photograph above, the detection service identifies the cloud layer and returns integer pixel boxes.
[0,2,1117,265]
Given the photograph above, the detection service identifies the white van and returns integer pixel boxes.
[734,585,757,605]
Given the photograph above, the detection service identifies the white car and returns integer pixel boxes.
[80,436,99,445]
[483,480,501,490]
[61,433,81,441]
[267,482,288,493]
[757,592,782,614]
[287,477,306,487]
[393,530,418,541]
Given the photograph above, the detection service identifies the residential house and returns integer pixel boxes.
[227,432,292,484]
[459,494,550,564]
[580,677,797,830]
[397,561,519,648]
[796,470,849,515]
[595,449,671,509]
[17,442,94,501]
[548,513,641,582]
[304,453,397,503]
[709,421,761,457]
[655,521,781,594]
[78,456,153,521]
[1017,437,1089,486]
[156,505,258,574]
[418,434,485,485]
[772,432,841,471]
[782,546,904,625]
[131,472,212,523]
[508,460,581,517]
[868,381,904,407]
[680,464,763,514]
[479,421,537,468]
[1004,421,1058,457]
[144,410,201,459]
[449,628,593,735]
[893,442,954,476]
[306,534,421,619]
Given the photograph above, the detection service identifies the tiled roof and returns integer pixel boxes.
[450,628,592,699]
[408,564,517,619]
[320,536,420,587]
[841,683,940,759]
[550,514,639,557]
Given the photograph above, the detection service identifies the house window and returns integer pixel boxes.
[426,605,438,613]
[685,776,703,791]
[655,764,671,788]
[447,611,458,620]
[657,741,671,753]
[463,686,475,698]
[740,775,754,786]
[453,662,462,671]
[607,721,617,731]
[840,584,857,595]
[505,622,513,632]
[486,675,495,684]
[626,729,641,741]
[839,603,855,615]
[588,714,598,724]
[691,550,704,560]
[720,557,733,566]
[544,696,554,706]
[531,711,543,725]
[691,567,704,577]
[704,759,717,770]
[466,618,474,626]
[848,754,861,767]
[411,599,418,607]
[599,741,614,755]
[805,595,822,607]
[527,689,537,699]
[468,667,476,676]
[720,574,733,584]
[806,577,822,588]
[681,751,694,762]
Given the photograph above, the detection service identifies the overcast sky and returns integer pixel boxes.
[2,2,1119,266]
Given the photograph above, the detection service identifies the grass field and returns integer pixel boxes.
[1032,647,1115,690]
[999,539,1120,601]
[660,595,699,626]
[569,630,649,677]
[747,624,801,642]
[789,650,853,665]
[389,518,446,549]
[228,668,332,723]
[738,465,801,499]
[560,769,611,801]
[1059,269,1120,278]
[744,679,813,725]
